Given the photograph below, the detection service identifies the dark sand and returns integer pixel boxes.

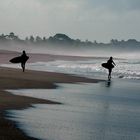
[0,65,102,140]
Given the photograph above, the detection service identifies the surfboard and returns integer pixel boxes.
[10,55,29,63]
[101,63,114,69]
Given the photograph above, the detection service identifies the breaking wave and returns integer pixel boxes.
[26,59,140,80]
[1,58,140,80]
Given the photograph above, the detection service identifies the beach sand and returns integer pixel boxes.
[0,66,102,140]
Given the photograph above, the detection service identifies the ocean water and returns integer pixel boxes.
[3,56,140,140]
[6,80,140,140]
[2,58,140,80]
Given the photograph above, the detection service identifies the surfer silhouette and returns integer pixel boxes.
[9,50,29,72]
[102,57,116,80]
[21,50,29,72]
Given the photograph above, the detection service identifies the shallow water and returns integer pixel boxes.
[7,79,140,140]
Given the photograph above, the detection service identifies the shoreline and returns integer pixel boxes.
[0,66,103,140]
[1,90,60,140]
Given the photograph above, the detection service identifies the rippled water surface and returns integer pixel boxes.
[7,79,140,140]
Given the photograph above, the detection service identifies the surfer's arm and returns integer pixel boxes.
[112,61,116,66]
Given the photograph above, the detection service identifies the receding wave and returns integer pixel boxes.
[2,58,140,80]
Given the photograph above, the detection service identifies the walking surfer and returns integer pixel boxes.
[9,50,29,72]
[102,57,116,80]
[21,50,29,72]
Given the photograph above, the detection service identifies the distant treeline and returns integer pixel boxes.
[0,32,140,48]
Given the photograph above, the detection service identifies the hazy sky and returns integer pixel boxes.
[0,0,140,42]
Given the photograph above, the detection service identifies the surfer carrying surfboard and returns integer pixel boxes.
[9,50,29,72]
[102,57,116,80]
[20,50,29,72]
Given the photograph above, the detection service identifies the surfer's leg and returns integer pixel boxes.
[108,73,110,80]
[23,63,25,72]
[108,69,112,80]
[21,63,25,72]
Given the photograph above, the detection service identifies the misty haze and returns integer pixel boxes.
[0,32,140,59]
[1,0,140,140]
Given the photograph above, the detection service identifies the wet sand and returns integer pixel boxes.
[0,66,102,140]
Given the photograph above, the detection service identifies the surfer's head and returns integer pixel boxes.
[110,56,113,60]
[23,50,26,54]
